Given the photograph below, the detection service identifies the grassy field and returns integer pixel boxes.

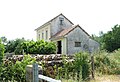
[62,75,120,82]
[90,75,120,82]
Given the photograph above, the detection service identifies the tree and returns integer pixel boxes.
[0,39,5,64]
[91,32,104,50]
[0,36,7,45]
[5,38,25,53]
[103,24,120,52]
[14,40,56,55]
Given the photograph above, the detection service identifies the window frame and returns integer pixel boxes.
[38,33,40,40]
[42,32,44,39]
[59,17,64,25]
[75,42,81,47]
[46,30,48,40]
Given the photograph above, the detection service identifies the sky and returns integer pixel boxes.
[0,0,120,40]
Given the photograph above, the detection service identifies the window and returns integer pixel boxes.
[38,34,40,40]
[75,42,81,47]
[59,17,64,25]
[46,30,48,40]
[42,32,44,39]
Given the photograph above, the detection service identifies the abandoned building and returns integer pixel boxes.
[35,14,99,55]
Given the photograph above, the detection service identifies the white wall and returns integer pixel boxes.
[36,24,51,41]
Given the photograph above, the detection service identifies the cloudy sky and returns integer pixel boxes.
[0,0,120,40]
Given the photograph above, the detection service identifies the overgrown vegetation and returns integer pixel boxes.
[42,52,90,81]
[0,55,36,82]
[0,24,120,81]
[94,50,120,75]
[42,51,120,81]
[5,38,25,53]
[3,38,56,55]
[0,39,5,64]
[0,50,119,81]
[15,40,56,54]
[92,24,120,52]
[103,25,120,52]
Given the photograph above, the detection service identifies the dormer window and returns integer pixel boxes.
[59,17,64,25]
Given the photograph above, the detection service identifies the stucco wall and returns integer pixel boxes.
[66,26,90,55]
[51,15,73,36]
[36,24,51,41]
[62,38,67,54]
[52,38,67,55]
[89,39,100,53]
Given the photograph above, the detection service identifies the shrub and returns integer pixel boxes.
[56,52,90,81]
[94,52,110,74]
[0,39,5,64]
[74,52,90,80]
[15,40,56,55]
[94,50,120,74]
[0,54,36,82]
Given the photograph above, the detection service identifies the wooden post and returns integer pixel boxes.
[33,63,39,82]
[89,47,95,79]
[91,55,95,79]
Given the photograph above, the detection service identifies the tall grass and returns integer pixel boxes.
[94,49,120,75]
[56,52,90,81]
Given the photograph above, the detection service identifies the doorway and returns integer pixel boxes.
[57,41,62,54]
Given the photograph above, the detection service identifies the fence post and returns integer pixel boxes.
[91,55,95,79]
[33,63,39,82]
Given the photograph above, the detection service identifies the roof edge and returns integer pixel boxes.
[35,13,74,31]
[64,24,90,37]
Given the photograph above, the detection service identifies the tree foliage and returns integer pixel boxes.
[4,38,56,55]
[56,52,90,81]
[0,36,7,45]
[5,38,25,53]
[0,39,5,64]
[103,24,120,52]
[91,31,104,50]
[0,55,36,82]
[15,40,56,55]
[92,24,120,52]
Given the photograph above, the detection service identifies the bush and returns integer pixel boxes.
[0,39,5,64]
[94,51,110,74]
[94,50,120,74]
[0,54,36,82]
[15,40,56,55]
[74,52,90,80]
[56,52,90,81]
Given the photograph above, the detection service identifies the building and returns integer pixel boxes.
[35,14,99,55]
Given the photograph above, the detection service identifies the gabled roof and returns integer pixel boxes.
[50,25,90,40]
[35,13,74,31]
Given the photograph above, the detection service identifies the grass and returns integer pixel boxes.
[62,75,120,82]
[90,75,120,82]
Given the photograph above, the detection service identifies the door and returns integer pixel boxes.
[57,41,62,54]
